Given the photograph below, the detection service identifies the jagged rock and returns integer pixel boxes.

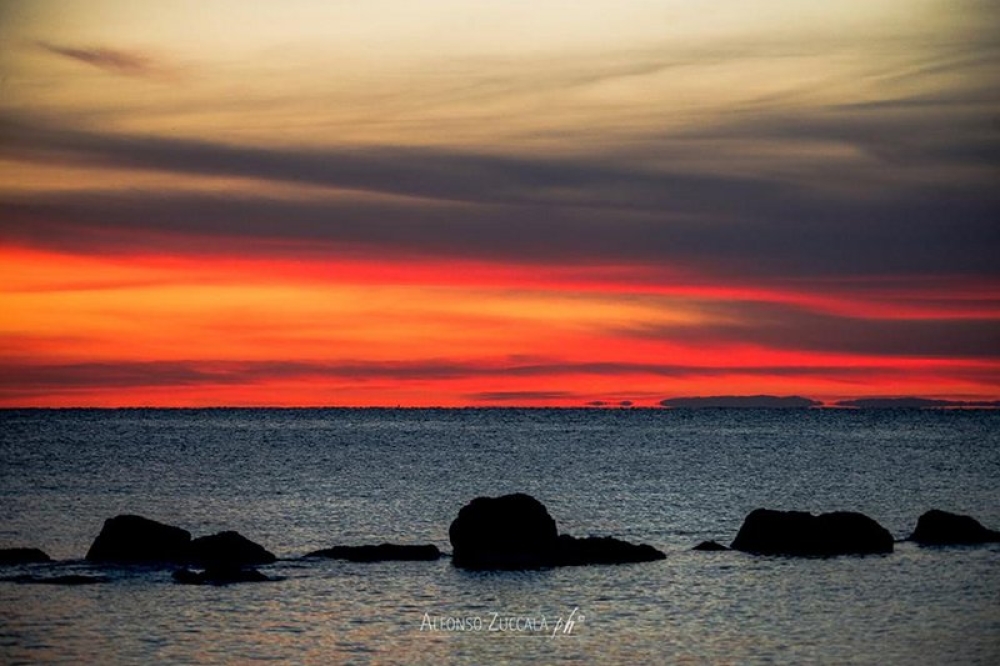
[909,509,1000,545]
[692,540,730,552]
[172,566,270,585]
[86,515,191,563]
[0,547,52,565]
[731,508,893,556]
[188,531,276,567]
[306,544,442,562]
[449,493,664,569]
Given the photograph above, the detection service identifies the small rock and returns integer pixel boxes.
[0,547,52,565]
[692,541,729,552]
[188,531,276,567]
[306,544,442,562]
[909,509,1000,545]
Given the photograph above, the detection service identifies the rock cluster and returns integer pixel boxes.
[449,493,665,569]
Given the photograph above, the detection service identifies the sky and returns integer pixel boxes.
[0,0,998,407]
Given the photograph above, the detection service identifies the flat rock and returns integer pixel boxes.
[554,535,665,565]
[731,509,893,556]
[0,547,52,565]
[306,544,442,562]
[86,515,191,563]
[909,509,1000,545]
[692,540,730,552]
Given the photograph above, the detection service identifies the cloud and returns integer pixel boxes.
[623,301,1000,359]
[1,184,997,284]
[464,391,579,403]
[35,42,173,80]
[1,357,990,397]
[1,99,997,284]
[0,112,790,212]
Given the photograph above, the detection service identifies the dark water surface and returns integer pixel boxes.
[1,408,998,664]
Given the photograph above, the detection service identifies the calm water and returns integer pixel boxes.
[1,408,998,664]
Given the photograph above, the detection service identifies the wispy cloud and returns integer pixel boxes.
[35,41,175,80]
[2,358,990,395]
[621,301,1000,360]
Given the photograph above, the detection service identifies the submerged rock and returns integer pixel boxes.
[172,566,270,585]
[306,544,442,562]
[4,573,108,585]
[86,515,191,563]
[731,509,893,556]
[692,541,730,552]
[188,531,276,567]
[909,509,1000,545]
[449,493,664,569]
[0,547,52,565]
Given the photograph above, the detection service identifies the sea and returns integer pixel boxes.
[1,408,998,665]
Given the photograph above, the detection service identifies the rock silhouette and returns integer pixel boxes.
[0,547,52,565]
[449,493,664,569]
[553,535,665,565]
[86,515,191,563]
[85,515,275,568]
[731,508,893,556]
[909,509,1000,545]
[188,531,276,567]
[692,540,730,551]
[450,493,559,569]
[306,544,442,562]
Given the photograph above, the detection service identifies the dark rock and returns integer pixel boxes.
[0,547,52,565]
[692,540,730,552]
[909,509,1000,545]
[554,535,665,565]
[86,515,191,563]
[188,531,276,567]
[449,493,664,569]
[307,543,442,562]
[731,508,893,556]
[450,493,559,569]
[172,566,270,585]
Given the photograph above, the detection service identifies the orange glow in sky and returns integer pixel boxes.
[1,1,997,406]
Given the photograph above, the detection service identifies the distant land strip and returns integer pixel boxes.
[656,395,1000,409]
